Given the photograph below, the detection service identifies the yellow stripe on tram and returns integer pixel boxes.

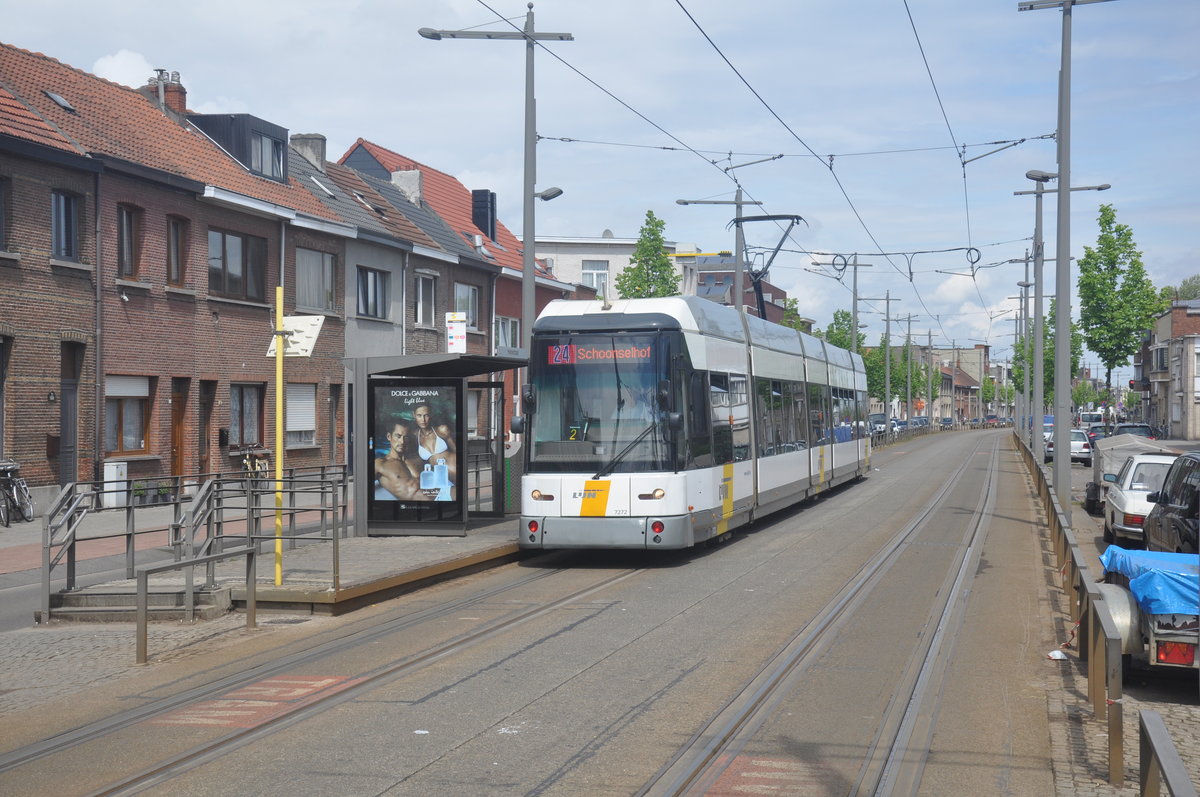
[579,480,611,517]
[716,463,734,536]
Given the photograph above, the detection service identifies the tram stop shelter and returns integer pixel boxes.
[347,352,527,537]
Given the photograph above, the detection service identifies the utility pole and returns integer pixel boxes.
[807,255,873,354]
[927,330,935,424]
[866,293,899,420]
[896,314,920,423]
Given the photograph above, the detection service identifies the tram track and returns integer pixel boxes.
[638,435,1000,796]
[0,562,640,780]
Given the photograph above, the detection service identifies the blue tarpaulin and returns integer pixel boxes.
[1100,546,1200,616]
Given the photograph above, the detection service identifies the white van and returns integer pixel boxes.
[1077,410,1104,427]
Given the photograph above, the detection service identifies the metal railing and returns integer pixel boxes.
[1014,431,1196,792]
[1140,710,1199,797]
[136,546,256,665]
[41,465,351,622]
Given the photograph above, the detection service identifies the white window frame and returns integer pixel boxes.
[416,273,436,327]
[285,383,317,447]
[52,190,79,260]
[455,283,480,330]
[230,383,264,449]
[582,260,609,297]
[495,316,519,352]
[297,248,336,312]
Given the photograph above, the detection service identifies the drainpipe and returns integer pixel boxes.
[93,170,103,482]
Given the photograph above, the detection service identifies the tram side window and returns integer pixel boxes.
[832,386,854,443]
[808,382,831,445]
[855,390,867,440]
[756,378,779,456]
[787,380,807,449]
[687,371,712,469]
[710,372,733,465]
[730,373,750,461]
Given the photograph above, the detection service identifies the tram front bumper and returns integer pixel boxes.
[519,514,693,550]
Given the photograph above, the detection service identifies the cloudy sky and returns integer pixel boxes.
[4,0,1196,374]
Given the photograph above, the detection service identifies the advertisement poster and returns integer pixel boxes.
[372,383,459,508]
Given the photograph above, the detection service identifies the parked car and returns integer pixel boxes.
[984,414,999,426]
[1144,452,1200,553]
[1102,453,1176,545]
[1085,423,1110,444]
[1112,423,1156,440]
[1046,428,1092,466]
[940,417,954,428]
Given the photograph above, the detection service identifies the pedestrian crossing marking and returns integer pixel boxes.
[150,675,361,728]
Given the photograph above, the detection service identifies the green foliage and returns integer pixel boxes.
[614,210,679,299]
[1010,299,1082,410]
[1077,204,1167,395]
[1164,274,1200,301]
[1072,382,1099,413]
[980,375,995,404]
[779,298,811,334]
[821,309,865,352]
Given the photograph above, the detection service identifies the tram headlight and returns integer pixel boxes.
[530,490,554,501]
[637,488,666,500]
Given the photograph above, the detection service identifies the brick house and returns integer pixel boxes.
[1143,299,1200,439]
[0,44,350,504]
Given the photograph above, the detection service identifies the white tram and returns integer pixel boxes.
[515,296,869,549]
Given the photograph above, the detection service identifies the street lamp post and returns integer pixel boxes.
[1015,172,1110,499]
[419,5,573,354]
[1018,276,1033,448]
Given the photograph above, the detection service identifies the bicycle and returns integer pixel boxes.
[241,450,271,489]
[0,459,35,527]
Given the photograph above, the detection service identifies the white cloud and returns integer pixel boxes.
[91,49,155,89]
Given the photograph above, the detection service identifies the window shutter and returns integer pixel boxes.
[286,383,316,430]
[106,375,150,397]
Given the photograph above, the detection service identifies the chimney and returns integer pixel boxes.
[291,133,327,172]
[163,71,187,113]
[390,169,422,204]
[471,189,497,241]
[140,70,187,116]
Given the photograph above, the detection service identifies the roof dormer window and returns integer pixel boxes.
[251,132,284,179]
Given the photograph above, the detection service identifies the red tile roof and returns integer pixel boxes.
[340,138,543,274]
[323,162,439,249]
[0,42,335,220]
[0,84,75,152]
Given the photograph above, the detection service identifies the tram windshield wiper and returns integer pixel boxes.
[592,421,657,480]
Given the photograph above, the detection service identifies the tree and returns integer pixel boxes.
[1077,204,1167,406]
[1011,299,1082,412]
[614,210,679,299]
[779,298,812,334]
[819,309,866,352]
[1163,274,1200,301]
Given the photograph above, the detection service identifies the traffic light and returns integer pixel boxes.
[1129,379,1137,390]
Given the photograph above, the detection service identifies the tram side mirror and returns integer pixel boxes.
[510,416,525,435]
[666,411,683,431]
[522,384,536,411]
[656,379,671,410]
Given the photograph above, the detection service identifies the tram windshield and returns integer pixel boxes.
[528,333,673,473]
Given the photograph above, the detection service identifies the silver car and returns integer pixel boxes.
[1103,453,1176,544]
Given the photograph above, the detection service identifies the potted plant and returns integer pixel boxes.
[156,480,174,504]
[131,481,148,505]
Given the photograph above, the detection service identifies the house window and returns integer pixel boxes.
[117,205,140,278]
[297,248,336,311]
[230,383,264,448]
[1154,347,1168,372]
[208,228,267,301]
[356,266,388,319]
[582,260,609,297]
[415,274,436,326]
[455,283,480,330]
[167,217,188,285]
[285,383,317,446]
[495,316,519,351]
[250,132,284,179]
[52,191,79,260]
[104,375,149,454]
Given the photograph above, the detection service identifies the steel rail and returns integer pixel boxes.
[639,435,995,796]
[0,559,607,773]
